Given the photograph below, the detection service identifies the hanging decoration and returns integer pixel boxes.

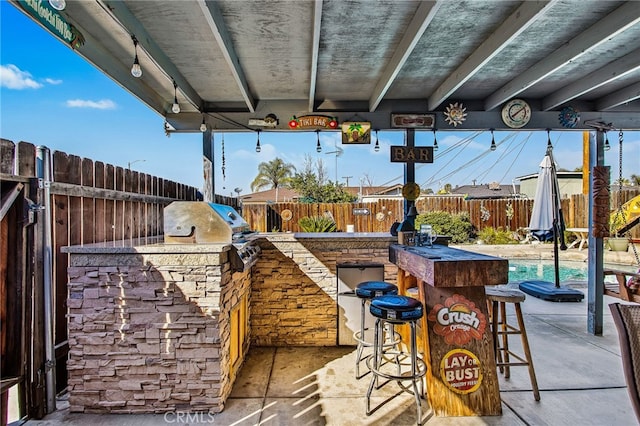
[558,106,580,128]
[221,133,226,181]
[341,121,371,144]
[443,102,467,127]
[480,202,490,222]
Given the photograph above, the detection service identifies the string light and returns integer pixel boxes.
[171,80,180,113]
[374,130,380,152]
[316,130,322,153]
[130,35,142,78]
[604,131,611,151]
[490,129,496,151]
[255,130,261,152]
[433,129,439,151]
[200,114,207,132]
[546,128,552,149]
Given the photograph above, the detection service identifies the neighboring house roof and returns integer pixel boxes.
[450,183,520,199]
[516,171,583,181]
[239,188,301,204]
[239,184,404,203]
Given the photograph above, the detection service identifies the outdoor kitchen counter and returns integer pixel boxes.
[389,243,508,417]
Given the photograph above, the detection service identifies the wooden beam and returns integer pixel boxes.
[596,80,640,111]
[485,2,640,111]
[308,0,323,112]
[428,0,557,111]
[199,0,256,113]
[102,0,203,111]
[369,1,442,112]
[543,48,640,110]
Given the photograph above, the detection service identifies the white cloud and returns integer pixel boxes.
[65,99,117,110]
[0,64,43,89]
[44,78,63,85]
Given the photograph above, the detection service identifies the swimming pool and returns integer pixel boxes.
[508,259,636,283]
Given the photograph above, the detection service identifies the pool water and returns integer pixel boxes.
[508,260,636,283]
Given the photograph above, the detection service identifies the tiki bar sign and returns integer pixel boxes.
[390,146,434,163]
[288,115,338,130]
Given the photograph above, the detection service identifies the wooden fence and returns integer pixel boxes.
[1,139,230,419]
[243,190,640,239]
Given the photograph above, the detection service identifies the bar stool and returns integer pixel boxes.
[353,281,399,379]
[486,287,540,401]
[366,295,427,425]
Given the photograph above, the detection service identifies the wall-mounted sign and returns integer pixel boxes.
[288,115,338,130]
[249,114,278,128]
[390,146,434,163]
[440,349,483,394]
[341,122,371,144]
[428,294,486,346]
[391,113,435,129]
[352,208,370,215]
[18,0,85,49]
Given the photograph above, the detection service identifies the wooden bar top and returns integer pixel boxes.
[389,244,509,288]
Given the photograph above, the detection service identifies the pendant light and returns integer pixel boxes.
[130,35,142,78]
[374,130,380,152]
[316,130,322,153]
[490,129,496,151]
[171,80,180,113]
[433,129,439,151]
[255,130,261,152]
[604,131,611,151]
[546,128,552,149]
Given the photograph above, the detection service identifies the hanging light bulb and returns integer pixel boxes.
[200,114,207,132]
[433,129,439,151]
[490,129,496,151]
[604,131,611,151]
[546,128,552,149]
[48,0,66,11]
[316,130,322,152]
[374,130,380,152]
[130,36,142,78]
[255,130,261,152]
[171,80,180,113]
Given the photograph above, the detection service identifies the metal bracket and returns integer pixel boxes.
[583,119,616,131]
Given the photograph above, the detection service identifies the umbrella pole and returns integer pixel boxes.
[553,222,561,288]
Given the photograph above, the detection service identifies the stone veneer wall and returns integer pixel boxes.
[66,247,251,414]
[251,234,397,346]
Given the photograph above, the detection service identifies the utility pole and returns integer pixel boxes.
[342,176,353,186]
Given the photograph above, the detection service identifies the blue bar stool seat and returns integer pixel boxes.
[366,294,427,425]
[353,281,400,379]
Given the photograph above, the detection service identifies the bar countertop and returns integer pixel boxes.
[389,243,509,287]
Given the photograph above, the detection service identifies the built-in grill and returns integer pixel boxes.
[163,201,260,271]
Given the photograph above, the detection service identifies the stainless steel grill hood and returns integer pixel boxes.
[163,202,254,244]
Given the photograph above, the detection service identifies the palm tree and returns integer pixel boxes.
[250,158,296,192]
[630,174,640,186]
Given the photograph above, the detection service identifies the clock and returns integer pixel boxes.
[501,99,531,128]
[402,182,421,201]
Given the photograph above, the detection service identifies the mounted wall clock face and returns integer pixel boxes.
[501,99,531,128]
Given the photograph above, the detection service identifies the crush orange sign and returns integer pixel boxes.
[428,294,486,345]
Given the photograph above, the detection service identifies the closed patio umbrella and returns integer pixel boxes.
[520,145,583,302]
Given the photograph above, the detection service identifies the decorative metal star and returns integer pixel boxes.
[444,102,467,127]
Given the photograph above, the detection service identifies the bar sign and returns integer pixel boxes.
[390,146,434,163]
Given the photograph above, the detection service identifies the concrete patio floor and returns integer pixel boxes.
[26,287,638,426]
[23,243,639,425]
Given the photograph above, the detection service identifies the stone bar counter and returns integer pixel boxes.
[63,233,396,414]
[389,244,509,417]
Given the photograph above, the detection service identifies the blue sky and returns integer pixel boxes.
[1,2,638,197]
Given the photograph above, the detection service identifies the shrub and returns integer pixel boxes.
[415,211,474,243]
[298,216,337,232]
[476,227,518,244]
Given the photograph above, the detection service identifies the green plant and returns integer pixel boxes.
[414,211,474,243]
[298,216,337,232]
[476,227,518,245]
